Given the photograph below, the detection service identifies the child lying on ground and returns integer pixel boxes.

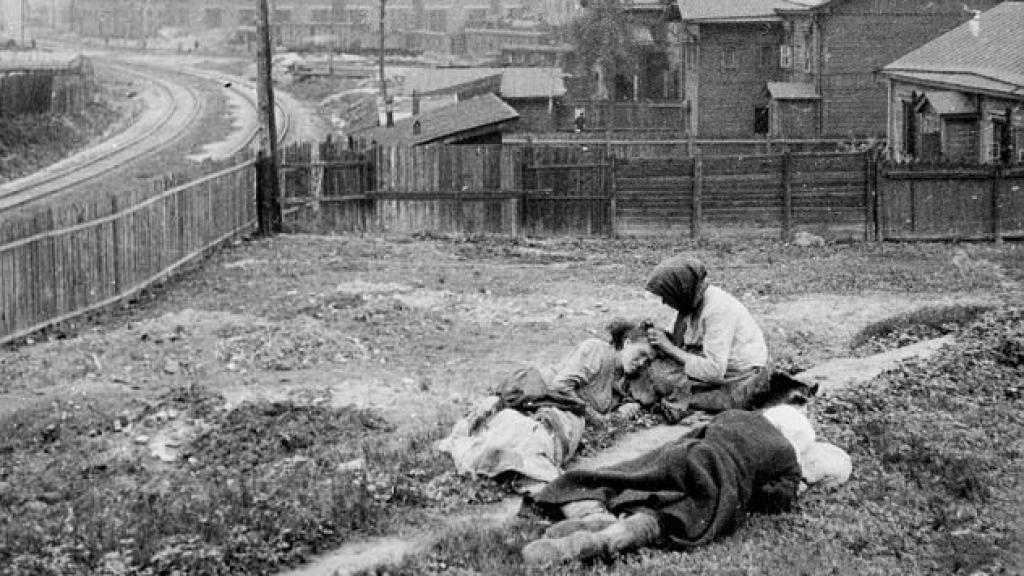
[521,405,852,565]
[437,319,656,483]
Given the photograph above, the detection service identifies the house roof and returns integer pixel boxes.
[882,2,1024,97]
[498,68,568,99]
[915,91,976,115]
[767,81,820,100]
[354,93,519,146]
[674,0,827,22]
[403,67,567,99]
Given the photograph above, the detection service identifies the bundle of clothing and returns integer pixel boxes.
[521,405,852,564]
[437,338,636,483]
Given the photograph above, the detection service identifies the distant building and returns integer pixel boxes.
[881,2,1024,164]
[403,66,567,132]
[668,0,1002,138]
[351,93,520,148]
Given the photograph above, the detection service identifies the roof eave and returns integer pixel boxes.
[883,70,1024,100]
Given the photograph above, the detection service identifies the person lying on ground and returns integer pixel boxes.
[644,255,771,414]
[437,319,656,484]
[520,405,852,565]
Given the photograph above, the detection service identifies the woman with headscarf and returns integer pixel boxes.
[643,256,770,414]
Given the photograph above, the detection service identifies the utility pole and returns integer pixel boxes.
[379,0,392,127]
[256,0,282,234]
[21,0,27,46]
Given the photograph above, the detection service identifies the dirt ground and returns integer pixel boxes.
[2,233,1022,574]
[1,234,1018,440]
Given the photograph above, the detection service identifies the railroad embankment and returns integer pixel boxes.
[0,65,135,184]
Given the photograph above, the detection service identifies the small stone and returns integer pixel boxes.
[134,435,150,445]
[37,491,62,504]
[155,410,169,422]
[401,377,416,387]
[337,458,365,473]
[792,231,826,247]
[166,408,179,420]
[162,360,179,375]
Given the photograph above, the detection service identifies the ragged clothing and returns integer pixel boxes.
[438,338,627,482]
[526,410,802,548]
[669,285,768,384]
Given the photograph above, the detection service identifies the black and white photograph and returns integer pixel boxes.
[0,0,1022,574]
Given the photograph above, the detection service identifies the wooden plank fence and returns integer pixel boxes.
[877,164,1024,241]
[0,161,257,345]
[0,59,93,117]
[279,139,1024,242]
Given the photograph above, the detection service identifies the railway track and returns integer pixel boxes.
[0,60,290,212]
[0,63,204,211]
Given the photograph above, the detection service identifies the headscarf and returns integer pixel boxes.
[645,256,708,316]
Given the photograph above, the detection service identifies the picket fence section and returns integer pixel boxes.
[0,161,257,345]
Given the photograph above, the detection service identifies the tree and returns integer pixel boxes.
[568,0,640,100]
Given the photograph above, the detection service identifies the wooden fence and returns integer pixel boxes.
[877,164,1024,241]
[280,140,1024,242]
[0,161,257,345]
[504,136,868,160]
[0,58,94,117]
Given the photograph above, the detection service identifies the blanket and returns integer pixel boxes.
[526,410,801,548]
[437,397,585,482]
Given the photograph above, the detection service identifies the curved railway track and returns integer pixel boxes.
[0,64,203,211]
[0,61,290,212]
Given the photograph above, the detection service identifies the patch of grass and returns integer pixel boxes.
[0,103,121,183]
[0,390,507,575]
[366,308,1024,576]
[850,304,992,354]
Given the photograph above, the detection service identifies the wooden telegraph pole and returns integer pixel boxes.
[379,0,392,127]
[256,0,282,234]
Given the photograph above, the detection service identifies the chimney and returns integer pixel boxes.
[412,90,420,115]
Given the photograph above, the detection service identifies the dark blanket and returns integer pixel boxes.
[526,410,801,548]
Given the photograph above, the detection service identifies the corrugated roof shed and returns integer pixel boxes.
[354,93,520,146]
[883,1,1024,96]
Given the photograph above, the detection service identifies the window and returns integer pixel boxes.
[804,31,814,73]
[273,9,291,23]
[754,106,770,135]
[722,45,738,70]
[311,9,331,22]
[238,9,256,26]
[684,43,697,69]
[780,45,792,69]
[902,100,917,157]
[989,117,1009,163]
[759,45,774,69]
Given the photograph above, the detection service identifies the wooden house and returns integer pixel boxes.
[668,0,1001,138]
[881,2,1024,164]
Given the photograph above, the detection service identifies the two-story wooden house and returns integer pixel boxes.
[671,0,1000,138]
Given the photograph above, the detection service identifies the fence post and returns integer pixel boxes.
[992,164,1003,244]
[256,152,282,235]
[609,156,618,237]
[691,156,703,240]
[781,150,793,241]
[864,151,876,241]
[875,163,886,243]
